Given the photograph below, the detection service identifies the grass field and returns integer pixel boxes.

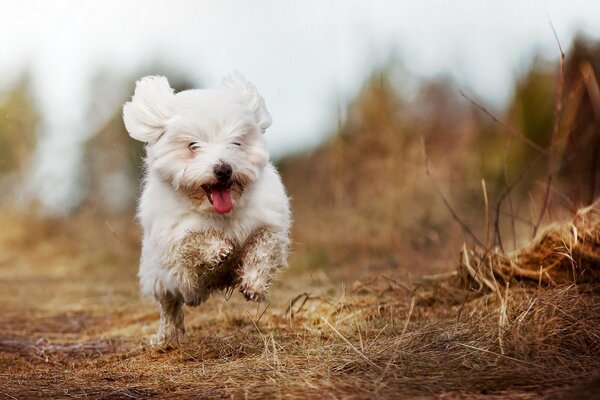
[1,207,599,399]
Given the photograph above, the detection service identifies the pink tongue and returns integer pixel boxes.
[212,186,233,214]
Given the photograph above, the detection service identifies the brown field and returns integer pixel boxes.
[1,204,599,399]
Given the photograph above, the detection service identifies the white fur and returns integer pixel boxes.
[123,73,291,346]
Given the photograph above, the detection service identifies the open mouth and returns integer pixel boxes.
[202,183,233,214]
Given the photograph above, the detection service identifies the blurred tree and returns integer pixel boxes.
[82,73,195,215]
[0,82,37,204]
[507,57,556,149]
[279,66,487,269]
[83,110,144,215]
[504,37,600,210]
[562,36,600,207]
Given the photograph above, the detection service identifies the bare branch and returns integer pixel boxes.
[422,140,484,248]
[579,61,600,203]
[322,317,383,371]
[533,21,566,237]
[459,90,547,155]
[481,179,489,248]
[549,20,565,60]
[493,156,542,254]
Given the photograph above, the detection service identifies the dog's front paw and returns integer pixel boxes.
[239,281,266,303]
[214,241,234,266]
[204,237,234,267]
[174,232,235,270]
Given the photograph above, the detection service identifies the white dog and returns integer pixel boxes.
[123,73,291,347]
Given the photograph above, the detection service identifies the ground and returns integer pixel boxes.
[0,212,599,399]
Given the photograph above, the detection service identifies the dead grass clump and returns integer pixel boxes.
[299,275,600,396]
[163,282,599,398]
[459,201,600,291]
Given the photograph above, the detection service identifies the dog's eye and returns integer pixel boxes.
[188,142,201,152]
[233,142,242,147]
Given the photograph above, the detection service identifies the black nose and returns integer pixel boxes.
[214,163,233,182]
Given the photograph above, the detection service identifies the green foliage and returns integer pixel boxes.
[0,84,36,176]
[508,58,556,147]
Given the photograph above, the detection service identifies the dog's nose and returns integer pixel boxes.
[214,163,233,182]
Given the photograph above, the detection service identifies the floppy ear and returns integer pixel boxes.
[123,76,174,143]
[221,72,272,133]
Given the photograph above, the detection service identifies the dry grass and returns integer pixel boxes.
[1,208,600,399]
[459,200,600,291]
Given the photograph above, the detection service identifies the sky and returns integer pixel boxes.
[0,0,599,214]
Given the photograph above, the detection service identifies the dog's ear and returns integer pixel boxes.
[222,72,272,133]
[123,76,174,143]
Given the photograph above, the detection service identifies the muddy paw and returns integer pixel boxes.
[239,282,266,303]
[207,239,234,267]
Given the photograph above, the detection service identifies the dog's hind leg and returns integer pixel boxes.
[238,228,289,302]
[152,290,185,348]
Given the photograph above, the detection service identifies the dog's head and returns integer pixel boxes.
[123,73,271,214]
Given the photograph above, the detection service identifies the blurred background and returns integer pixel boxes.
[1,0,600,278]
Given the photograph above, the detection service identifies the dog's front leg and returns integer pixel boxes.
[239,229,289,302]
[152,290,185,348]
[171,231,235,306]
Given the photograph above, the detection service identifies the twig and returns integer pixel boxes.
[369,323,390,348]
[423,140,484,247]
[381,274,414,294]
[460,90,547,155]
[354,313,364,352]
[532,180,577,214]
[500,211,535,228]
[550,20,565,62]
[322,317,382,371]
[482,179,490,248]
[270,333,279,368]
[493,155,542,254]
[457,342,540,367]
[457,245,494,321]
[0,391,17,400]
[401,297,415,337]
[256,302,270,325]
[533,21,566,237]
[503,155,518,252]
[285,292,312,316]
[246,311,264,337]
[498,282,510,355]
